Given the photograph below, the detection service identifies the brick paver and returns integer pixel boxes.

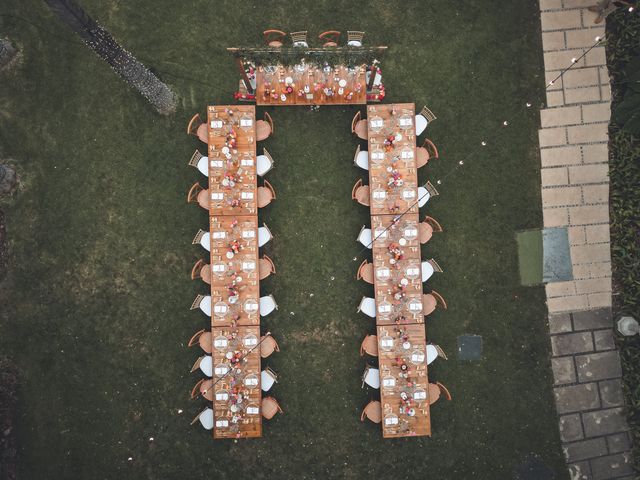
[537,4,631,478]
[546,308,632,478]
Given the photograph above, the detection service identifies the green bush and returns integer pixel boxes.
[606,6,640,468]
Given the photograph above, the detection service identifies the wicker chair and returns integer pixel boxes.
[190,294,212,316]
[422,258,443,283]
[361,365,380,389]
[190,407,214,429]
[258,224,273,248]
[347,30,365,47]
[260,294,278,317]
[356,225,372,249]
[353,145,369,171]
[426,343,449,363]
[192,229,210,252]
[261,367,278,392]
[418,180,439,208]
[257,148,275,177]
[290,31,308,47]
[416,106,437,136]
[188,149,208,176]
[189,355,212,377]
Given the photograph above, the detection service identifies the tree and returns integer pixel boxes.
[44,0,177,115]
[0,164,17,196]
[0,38,17,69]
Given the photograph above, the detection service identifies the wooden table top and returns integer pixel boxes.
[370,214,424,325]
[211,325,262,439]
[255,64,367,106]
[366,104,418,215]
[207,105,257,216]
[376,323,431,438]
[209,215,260,327]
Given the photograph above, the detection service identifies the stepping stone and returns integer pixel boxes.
[457,335,482,361]
[542,227,573,283]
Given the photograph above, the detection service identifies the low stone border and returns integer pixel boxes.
[549,308,633,478]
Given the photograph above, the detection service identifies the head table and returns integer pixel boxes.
[366,103,433,438]
[255,64,367,106]
[207,105,262,439]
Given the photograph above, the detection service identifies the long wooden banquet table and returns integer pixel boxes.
[255,64,367,106]
[207,105,263,439]
[207,105,257,215]
[209,215,260,328]
[366,103,432,438]
[211,325,262,439]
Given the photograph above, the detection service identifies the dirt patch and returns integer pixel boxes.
[0,356,18,480]
[0,210,7,282]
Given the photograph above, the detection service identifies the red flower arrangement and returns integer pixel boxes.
[233,91,256,101]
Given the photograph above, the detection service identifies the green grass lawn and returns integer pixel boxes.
[0,0,568,478]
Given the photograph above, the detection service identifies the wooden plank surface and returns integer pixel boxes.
[211,325,262,439]
[256,64,366,106]
[376,323,431,438]
[363,103,432,438]
[366,104,418,215]
[370,213,424,325]
[207,105,257,216]
[209,215,260,327]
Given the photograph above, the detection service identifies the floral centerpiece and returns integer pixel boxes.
[387,242,404,263]
[387,166,403,188]
[226,129,237,149]
[228,240,242,254]
[383,134,396,152]
[222,172,241,188]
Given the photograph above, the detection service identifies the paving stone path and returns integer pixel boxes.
[538,2,633,478]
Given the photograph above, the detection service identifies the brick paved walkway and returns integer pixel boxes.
[538,2,633,479]
[539,1,612,314]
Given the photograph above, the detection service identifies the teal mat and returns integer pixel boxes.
[542,227,573,283]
